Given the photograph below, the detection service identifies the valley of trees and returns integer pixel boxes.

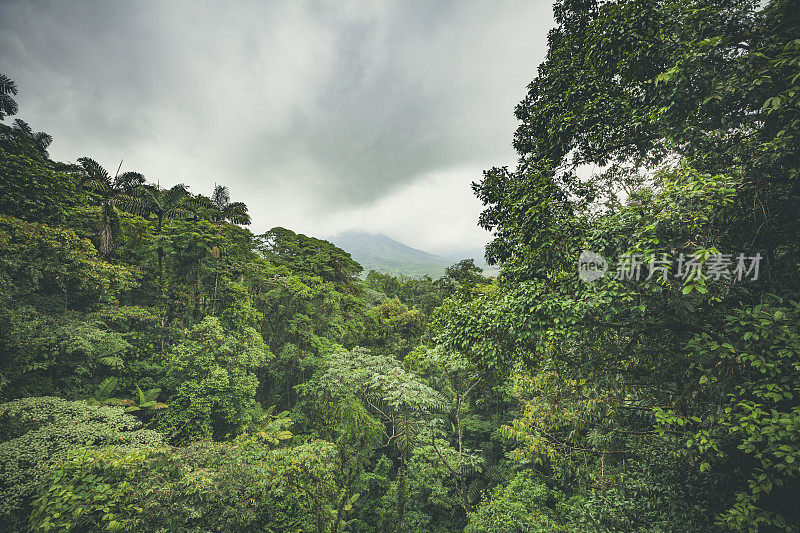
[1,0,799,530]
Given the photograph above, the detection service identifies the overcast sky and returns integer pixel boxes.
[0,0,553,255]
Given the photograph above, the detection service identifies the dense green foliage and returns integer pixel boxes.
[0,397,163,531]
[0,70,495,531]
[1,0,799,529]
[438,0,800,530]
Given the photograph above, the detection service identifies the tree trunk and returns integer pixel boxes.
[456,393,470,514]
[157,214,165,293]
[99,206,113,256]
[211,270,219,315]
[154,213,166,354]
[395,446,408,533]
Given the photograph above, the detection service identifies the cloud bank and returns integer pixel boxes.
[0,0,553,254]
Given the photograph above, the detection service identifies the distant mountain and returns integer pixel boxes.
[328,232,454,278]
[444,248,493,270]
[328,232,499,278]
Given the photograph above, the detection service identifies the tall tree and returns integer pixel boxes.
[209,184,251,226]
[78,157,144,256]
[445,0,800,530]
[11,119,52,157]
[137,183,191,234]
[135,183,193,316]
[258,226,363,287]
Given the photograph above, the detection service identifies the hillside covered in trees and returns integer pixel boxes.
[1,0,799,531]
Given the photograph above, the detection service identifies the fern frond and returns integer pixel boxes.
[98,356,124,369]
[95,377,118,400]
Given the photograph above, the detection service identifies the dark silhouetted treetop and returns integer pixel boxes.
[0,74,18,120]
[207,184,251,226]
[11,119,52,157]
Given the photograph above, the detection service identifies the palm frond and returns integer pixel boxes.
[0,74,18,119]
[94,377,118,401]
[163,184,189,205]
[78,157,110,183]
[164,206,194,221]
[33,131,52,151]
[106,398,134,407]
[115,194,148,216]
[394,410,419,451]
[0,74,17,96]
[0,95,18,119]
[135,184,191,222]
[139,401,168,410]
[98,356,124,369]
[143,388,162,403]
[12,118,32,135]
[136,386,167,410]
[11,119,51,155]
[135,184,160,208]
[212,185,230,210]
[180,194,213,221]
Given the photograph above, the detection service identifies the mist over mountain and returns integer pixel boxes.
[329,231,492,278]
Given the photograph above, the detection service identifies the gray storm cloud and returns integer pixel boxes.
[0,0,552,254]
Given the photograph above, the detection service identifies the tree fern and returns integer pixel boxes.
[0,73,18,119]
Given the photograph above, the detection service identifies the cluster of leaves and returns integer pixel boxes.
[258,227,363,289]
[465,471,575,532]
[155,316,269,442]
[435,0,800,531]
[0,397,163,530]
[29,438,340,532]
